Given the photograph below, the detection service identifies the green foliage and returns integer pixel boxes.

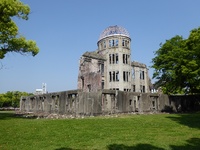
[152,27,200,94]
[0,91,32,108]
[0,112,200,149]
[0,0,39,59]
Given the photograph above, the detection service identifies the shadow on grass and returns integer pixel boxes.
[107,143,164,150]
[0,111,16,120]
[170,138,200,150]
[55,148,74,150]
[107,138,200,150]
[54,138,200,150]
[55,148,80,150]
[166,113,200,129]
[0,111,37,120]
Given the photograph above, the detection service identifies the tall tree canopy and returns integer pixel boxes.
[0,0,39,59]
[152,27,200,94]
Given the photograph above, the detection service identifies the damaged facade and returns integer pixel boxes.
[21,25,200,117]
[20,90,169,116]
[78,25,150,93]
[20,89,200,116]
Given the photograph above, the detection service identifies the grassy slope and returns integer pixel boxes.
[0,112,200,150]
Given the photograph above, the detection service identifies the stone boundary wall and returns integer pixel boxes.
[169,95,200,112]
[20,90,200,117]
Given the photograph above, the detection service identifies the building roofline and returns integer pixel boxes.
[82,51,106,61]
[131,61,147,68]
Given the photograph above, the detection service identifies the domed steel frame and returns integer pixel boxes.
[98,25,130,42]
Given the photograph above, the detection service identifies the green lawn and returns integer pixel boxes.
[0,111,200,150]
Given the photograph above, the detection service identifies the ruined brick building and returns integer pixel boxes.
[78,25,151,93]
[21,25,200,116]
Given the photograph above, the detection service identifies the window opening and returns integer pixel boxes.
[116,71,119,81]
[152,101,155,108]
[125,55,128,64]
[109,54,112,64]
[87,84,91,92]
[140,71,145,80]
[132,69,135,79]
[132,85,135,92]
[123,54,125,64]
[125,40,128,47]
[123,71,126,81]
[122,39,125,46]
[113,71,115,81]
[115,39,118,46]
[138,96,140,101]
[109,40,112,47]
[112,54,115,64]
[112,40,115,46]
[126,72,128,82]
[140,85,143,93]
[103,41,106,48]
[81,77,84,89]
[101,80,104,89]
[129,99,132,105]
[109,72,112,82]
[116,53,119,64]
[143,86,145,93]
[142,71,145,80]
[101,64,104,74]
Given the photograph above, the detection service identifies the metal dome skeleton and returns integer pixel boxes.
[98,25,130,42]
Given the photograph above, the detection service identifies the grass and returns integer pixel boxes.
[0,112,200,150]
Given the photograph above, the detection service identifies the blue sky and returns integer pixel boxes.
[1,0,200,93]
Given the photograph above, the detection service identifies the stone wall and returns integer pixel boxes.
[169,95,200,112]
[20,90,200,117]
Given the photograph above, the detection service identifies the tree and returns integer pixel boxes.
[0,91,32,108]
[0,0,39,59]
[152,27,200,94]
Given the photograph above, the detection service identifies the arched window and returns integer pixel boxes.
[103,41,106,48]
[109,39,119,47]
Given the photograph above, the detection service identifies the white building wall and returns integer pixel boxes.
[98,35,132,91]
[78,26,150,93]
[131,62,150,93]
